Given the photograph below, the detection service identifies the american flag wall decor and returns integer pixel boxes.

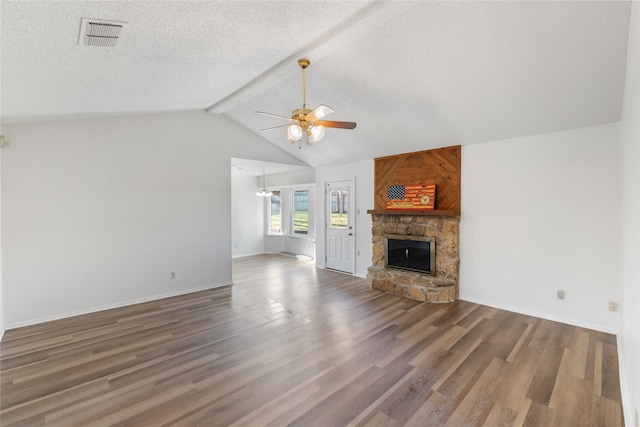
[386,184,436,210]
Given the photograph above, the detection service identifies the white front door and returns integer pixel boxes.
[326,180,354,274]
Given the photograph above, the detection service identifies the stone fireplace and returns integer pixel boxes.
[367,213,459,303]
[366,145,461,303]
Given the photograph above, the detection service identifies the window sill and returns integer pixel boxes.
[287,234,314,240]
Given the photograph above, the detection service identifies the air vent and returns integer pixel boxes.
[78,18,126,47]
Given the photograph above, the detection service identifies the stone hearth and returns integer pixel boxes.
[367,214,460,303]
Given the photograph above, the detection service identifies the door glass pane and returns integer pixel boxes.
[330,188,348,229]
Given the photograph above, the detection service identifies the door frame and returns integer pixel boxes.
[325,178,356,274]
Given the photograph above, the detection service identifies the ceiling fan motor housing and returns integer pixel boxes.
[298,58,310,68]
[292,108,314,130]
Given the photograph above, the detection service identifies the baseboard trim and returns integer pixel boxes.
[4,281,233,331]
[458,295,619,334]
[617,337,636,427]
[232,252,263,259]
[315,264,367,279]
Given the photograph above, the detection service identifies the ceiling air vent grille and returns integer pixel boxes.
[79,18,126,47]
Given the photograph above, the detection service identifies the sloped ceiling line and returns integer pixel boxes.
[206,1,416,115]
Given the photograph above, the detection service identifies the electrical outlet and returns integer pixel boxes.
[557,290,565,300]
[608,301,618,312]
[170,271,176,279]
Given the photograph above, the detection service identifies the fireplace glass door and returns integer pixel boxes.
[385,235,435,275]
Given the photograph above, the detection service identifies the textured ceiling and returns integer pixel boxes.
[1,1,632,168]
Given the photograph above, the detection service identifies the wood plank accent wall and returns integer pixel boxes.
[373,145,461,212]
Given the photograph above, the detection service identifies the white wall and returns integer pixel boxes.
[1,110,305,328]
[264,235,286,254]
[231,174,264,258]
[0,4,4,341]
[311,132,624,332]
[268,168,315,187]
[460,124,621,333]
[0,146,3,340]
[619,2,640,425]
[315,159,374,278]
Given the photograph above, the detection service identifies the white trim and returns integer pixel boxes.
[459,296,619,334]
[232,252,263,259]
[287,234,314,240]
[352,176,358,275]
[289,186,314,238]
[325,178,356,275]
[617,340,635,427]
[266,185,316,241]
[316,263,368,280]
[265,189,284,236]
[4,281,233,330]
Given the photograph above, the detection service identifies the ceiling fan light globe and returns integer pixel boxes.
[287,124,303,141]
[310,125,325,141]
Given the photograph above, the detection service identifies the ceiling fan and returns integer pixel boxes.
[256,58,357,146]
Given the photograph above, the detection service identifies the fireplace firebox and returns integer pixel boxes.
[384,234,436,275]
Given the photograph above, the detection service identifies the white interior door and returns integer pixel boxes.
[326,180,354,274]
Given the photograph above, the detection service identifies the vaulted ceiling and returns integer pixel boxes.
[1,1,632,168]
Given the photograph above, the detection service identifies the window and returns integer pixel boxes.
[265,187,313,238]
[292,189,309,235]
[268,190,282,235]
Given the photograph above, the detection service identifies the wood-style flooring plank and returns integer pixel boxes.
[0,254,625,426]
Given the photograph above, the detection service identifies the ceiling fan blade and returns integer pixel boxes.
[259,124,289,132]
[256,111,295,121]
[308,104,334,120]
[315,120,357,130]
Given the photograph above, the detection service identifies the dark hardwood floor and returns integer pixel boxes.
[1,254,624,426]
